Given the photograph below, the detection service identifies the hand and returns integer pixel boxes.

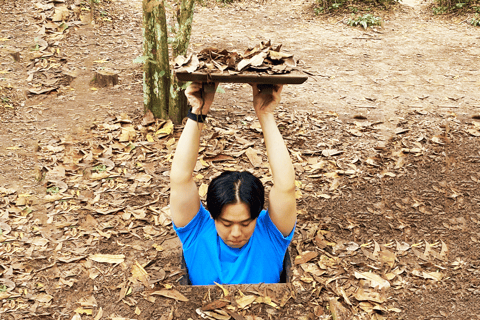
[185,82,218,115]
[251,84,283,117]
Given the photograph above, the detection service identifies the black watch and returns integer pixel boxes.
[187,108,207,123]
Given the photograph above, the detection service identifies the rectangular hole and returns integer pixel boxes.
[178,247,293,286]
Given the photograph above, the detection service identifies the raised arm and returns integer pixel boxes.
[251,84,296,236]
[170,82,217,228]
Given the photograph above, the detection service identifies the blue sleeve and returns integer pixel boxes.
[172,203,211,250]
[259,210,296,256]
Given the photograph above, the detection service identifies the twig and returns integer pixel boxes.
[352,37,382,40]
[131,196,160,209]
[1,119,48,123]
[34,262,56,273]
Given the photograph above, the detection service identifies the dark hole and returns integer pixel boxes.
[178,247,293,285]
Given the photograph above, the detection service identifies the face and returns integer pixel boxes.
[214,202,257,249]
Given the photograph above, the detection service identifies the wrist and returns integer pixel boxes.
[187,108,207,123]
[257,112,275,125]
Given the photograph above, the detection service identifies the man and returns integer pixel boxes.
[169,82,296,285]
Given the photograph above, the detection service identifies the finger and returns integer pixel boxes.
[185,82,202,95]
[203,82,216,93]
[273,84,283,94]
[258,84,274,95]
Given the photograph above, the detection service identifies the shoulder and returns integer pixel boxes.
[256,209,295,239]
[173,202,213,234]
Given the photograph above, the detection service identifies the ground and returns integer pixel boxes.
[1,0,480,319]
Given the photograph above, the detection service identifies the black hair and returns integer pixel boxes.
[206,171,265,220]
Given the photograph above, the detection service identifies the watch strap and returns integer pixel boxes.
[187,108,207,123]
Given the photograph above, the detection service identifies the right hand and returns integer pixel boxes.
[185,82,218,115]
[251,84,283,118]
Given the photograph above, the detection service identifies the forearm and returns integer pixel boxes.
[258,114,295,191]
[170,119,204,184]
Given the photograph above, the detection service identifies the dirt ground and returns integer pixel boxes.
[1,0,480,319]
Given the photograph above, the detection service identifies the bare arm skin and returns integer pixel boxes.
[251,84,296,236]
[170,82,217,228]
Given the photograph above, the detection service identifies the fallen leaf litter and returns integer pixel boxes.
[1,0,480,319]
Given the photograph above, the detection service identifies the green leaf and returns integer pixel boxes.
[180,81,192,90]
[46,186,60,194]
[133,55,149,64]
[216,85,225,94]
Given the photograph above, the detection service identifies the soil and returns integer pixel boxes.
[1,0,480,319]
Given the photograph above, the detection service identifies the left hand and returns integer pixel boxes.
[250,84,283,117]
[185,82,218,115]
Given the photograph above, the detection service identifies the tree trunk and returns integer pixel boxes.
[143,0,170,120]
[168,0,195,124]
[168,76,188,123]
[94,70,119,87]
[173,0,195,58]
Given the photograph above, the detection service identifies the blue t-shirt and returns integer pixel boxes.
[173,203,295,285]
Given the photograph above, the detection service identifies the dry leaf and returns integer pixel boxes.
[467,129,480,137]
[91,172,110,181]
[412,270,443,281]
[354,272,390,289]
[354,287,387,303]
[255,296,278,308]
[119,126,136,142]
[71,314,82,320]
[151,289,189,302]
[36,293,53,303]
[94,308,103,320]
[52,6,70,22]
[396,240,410,252]
[358,301,374,313]
[89,254,125,264]
[322,149,342,157]
[199,183,208,197]
[201,299,229,311]
[236,295,256,309]
[329,298,351,319]
[300,263,325,276]
[378,248,396,268]
[44,194,64,202]
[214,282,230,297]
[245,148,263,167]
[439,240,448,261]
[348,129,362,137]
[134,173,152,183]
[155,120,174,137]
[78,296,97,307]
[0,292,10,300]
[131,260,150,287]
[294,251,318,265]
[74,307,93,315]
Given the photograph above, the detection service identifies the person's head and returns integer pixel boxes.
[206,171,264,248]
